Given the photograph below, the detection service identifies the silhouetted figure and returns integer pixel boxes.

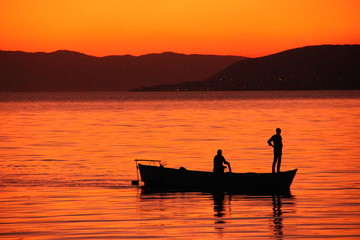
[268,128,283,173]
[213,149,232,174]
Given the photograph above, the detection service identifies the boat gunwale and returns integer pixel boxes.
[138,164,298,176]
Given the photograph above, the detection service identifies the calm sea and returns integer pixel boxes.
[0,91,359,239]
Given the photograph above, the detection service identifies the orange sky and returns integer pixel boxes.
[1,0,359,57]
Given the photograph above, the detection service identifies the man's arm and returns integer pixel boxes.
[227,162,232,172]
[267,136,274,147]
[224,160,232,172]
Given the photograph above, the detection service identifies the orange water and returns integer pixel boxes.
[0,91,359,239]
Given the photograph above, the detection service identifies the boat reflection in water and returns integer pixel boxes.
[271,194,284,239]
[212,192,229,237]
[211,192,293,239]
[139,189,295,239]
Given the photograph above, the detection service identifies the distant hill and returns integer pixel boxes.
[135,45,360,91]
[0,50,246,91]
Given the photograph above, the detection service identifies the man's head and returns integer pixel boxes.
[217,149,222,155]
[276,128,281,134]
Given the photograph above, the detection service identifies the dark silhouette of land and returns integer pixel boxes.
[0,50,245,91]
[135,45,360,91]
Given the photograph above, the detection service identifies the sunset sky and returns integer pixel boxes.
[1,0,359,57]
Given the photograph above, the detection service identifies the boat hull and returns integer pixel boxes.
[138,164,297,193]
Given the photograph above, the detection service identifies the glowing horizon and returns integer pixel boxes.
[1,0,359,58]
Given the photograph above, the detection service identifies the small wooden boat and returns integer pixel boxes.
[135,160,297,193]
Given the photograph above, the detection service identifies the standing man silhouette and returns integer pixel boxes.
[267,128,283,173]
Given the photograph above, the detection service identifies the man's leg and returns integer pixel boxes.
[272,156,277,173]
[277,155,282,173]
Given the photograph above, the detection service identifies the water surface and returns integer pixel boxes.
[0,91,359,239]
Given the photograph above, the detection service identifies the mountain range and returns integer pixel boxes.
[0,50,245,91]
[1,45,359,92]
[135,45,360,91]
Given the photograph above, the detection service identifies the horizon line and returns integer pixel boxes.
[1,44,358,59]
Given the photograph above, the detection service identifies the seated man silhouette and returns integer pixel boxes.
[213,149,232,174]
